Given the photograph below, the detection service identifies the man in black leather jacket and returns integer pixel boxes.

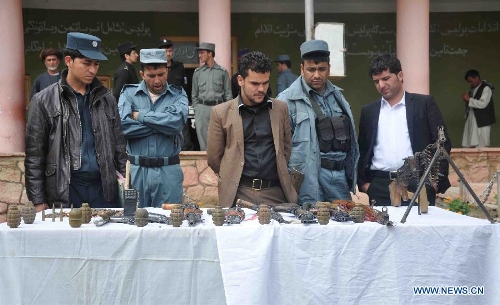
[25,32,127,211]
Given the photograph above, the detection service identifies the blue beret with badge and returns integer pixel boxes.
[140,49,167,64]
[275,54,291,62]
[300,40,330,58]
[66,32,107,60]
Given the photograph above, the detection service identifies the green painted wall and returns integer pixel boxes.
[23,9,500,147]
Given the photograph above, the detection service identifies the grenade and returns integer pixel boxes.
[81,203,92,224]
[212,204,225,226]
[68,208,83,228]
[171,206,184,227]
[316,203,330,225]
[7,205,22,228]
[22,202,37,224]
[258,204,271,225]
[135,208,149,227]
[350,204,365,223]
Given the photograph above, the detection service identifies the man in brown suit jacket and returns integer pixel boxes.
[207,51,298,208]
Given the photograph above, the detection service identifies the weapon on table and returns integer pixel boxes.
[92,209,122,226]
[301,201,352,223]
[374,206,393,226]
[236,199,316,224]
[289,206,316,223]
[93,212,171,227]
[236,199,292,224]
[207,206,246,225]
[162,203,203,226]
[392,145,439,208]
[147,212,171,225]
[109,216,136,225]
[310,200,393,226]
[262,201,318,223]
[93,216,135,226]
[335,200,393,225]
[399,126,495,224]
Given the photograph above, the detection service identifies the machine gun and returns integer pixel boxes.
[399,126,495,224]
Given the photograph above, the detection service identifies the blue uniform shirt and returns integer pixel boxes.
[119,81,188,158]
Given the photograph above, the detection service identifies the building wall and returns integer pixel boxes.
[23,9,500,147]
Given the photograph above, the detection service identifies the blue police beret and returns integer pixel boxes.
[275,54,291,62]
[300,40,330,57]
[66,32,107,60]
[140,49,167,64]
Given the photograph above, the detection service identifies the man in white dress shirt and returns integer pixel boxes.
[357,54,451,206]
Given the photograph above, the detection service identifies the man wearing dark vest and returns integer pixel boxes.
[277,40,359,204]
[462,69,496,147]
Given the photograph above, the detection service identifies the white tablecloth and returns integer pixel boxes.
[0,211,226,305]
[0,206,498,305]
[215,207,500,305]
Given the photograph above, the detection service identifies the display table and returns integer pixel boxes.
[1,206,498,305]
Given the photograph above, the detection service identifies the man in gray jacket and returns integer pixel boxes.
[25,32,127,212]
[277,40,359,204]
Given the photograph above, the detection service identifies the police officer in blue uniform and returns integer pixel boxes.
[275,54,298,95]
[277,40,359,204]
[119,49,188,207]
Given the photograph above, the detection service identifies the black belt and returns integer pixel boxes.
[201,100,223,106]
[371,170,398,180]
[127,155,180,167]
[239,177,280,190]
[320,159,345,171]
